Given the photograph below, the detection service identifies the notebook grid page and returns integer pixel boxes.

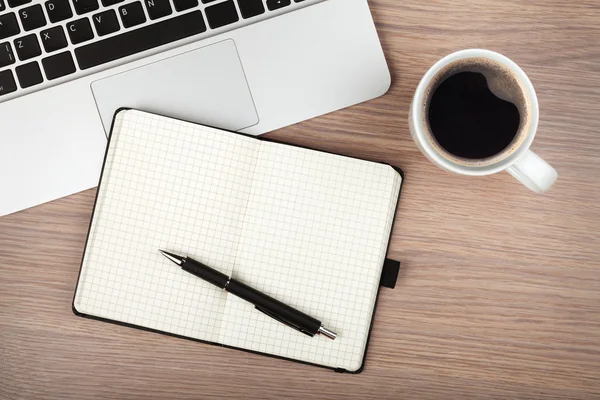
[74,110,261,342]
[218,141,401,371]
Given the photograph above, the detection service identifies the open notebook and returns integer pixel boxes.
[74,109,403,372]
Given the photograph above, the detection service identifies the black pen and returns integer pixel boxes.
[159,250,337,340]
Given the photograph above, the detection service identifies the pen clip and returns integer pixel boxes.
[254,306,313,337]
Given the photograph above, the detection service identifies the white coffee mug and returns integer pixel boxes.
[409,49,557,193]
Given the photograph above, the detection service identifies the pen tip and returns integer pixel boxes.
[158,249,184,266]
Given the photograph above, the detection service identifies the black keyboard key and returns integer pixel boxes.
[19,4,46,31]
[72,0,98,15]
[0,41,15,67]
[205,0,238,29]
[7,0,31,7]
[67,17,94,44]
[237,0,264,19]
[172,0,196,12]
[119,2,145,28]
[76,10,206,69]
[45,0,73,23]
[0,13,20,40]
[101,0,123,5]
[92,9,120,36]
[16,60,42,88]
[0,0,5,12]
[40,25,67,52]
[144,0,171,20]
[42,50,75,79]
[0,69,17,96]
[14,33,41,60]
[266,0,290,11]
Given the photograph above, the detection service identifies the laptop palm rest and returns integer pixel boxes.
[91,39,259,136]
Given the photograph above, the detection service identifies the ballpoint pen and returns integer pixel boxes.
[159,249,337,340]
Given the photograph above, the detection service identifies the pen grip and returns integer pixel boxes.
[226,279,322,336]
[182,258,229,289]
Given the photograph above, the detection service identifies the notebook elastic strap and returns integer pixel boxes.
[379,259,400,289]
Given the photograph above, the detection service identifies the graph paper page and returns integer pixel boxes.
[74,110,261,342]
[74,110,402,370]
[219,141,402,371]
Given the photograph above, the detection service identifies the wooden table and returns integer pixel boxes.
[2,1,599,398]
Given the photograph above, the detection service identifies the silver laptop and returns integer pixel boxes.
[0,0,390,216]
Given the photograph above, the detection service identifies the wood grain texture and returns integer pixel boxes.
[1,1,600,399]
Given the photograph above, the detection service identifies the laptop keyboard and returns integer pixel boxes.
[0,0,315,101]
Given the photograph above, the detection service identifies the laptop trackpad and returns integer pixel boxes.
[91,39,259,135]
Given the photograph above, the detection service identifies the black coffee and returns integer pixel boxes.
[428,72,521,159]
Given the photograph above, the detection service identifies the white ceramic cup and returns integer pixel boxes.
[409,49,558,193]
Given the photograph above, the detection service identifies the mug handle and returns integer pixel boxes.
[506,150,558,193]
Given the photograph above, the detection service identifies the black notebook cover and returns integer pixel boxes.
[73,109,404,373]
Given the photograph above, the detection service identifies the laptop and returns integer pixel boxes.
[0,0,391,216]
